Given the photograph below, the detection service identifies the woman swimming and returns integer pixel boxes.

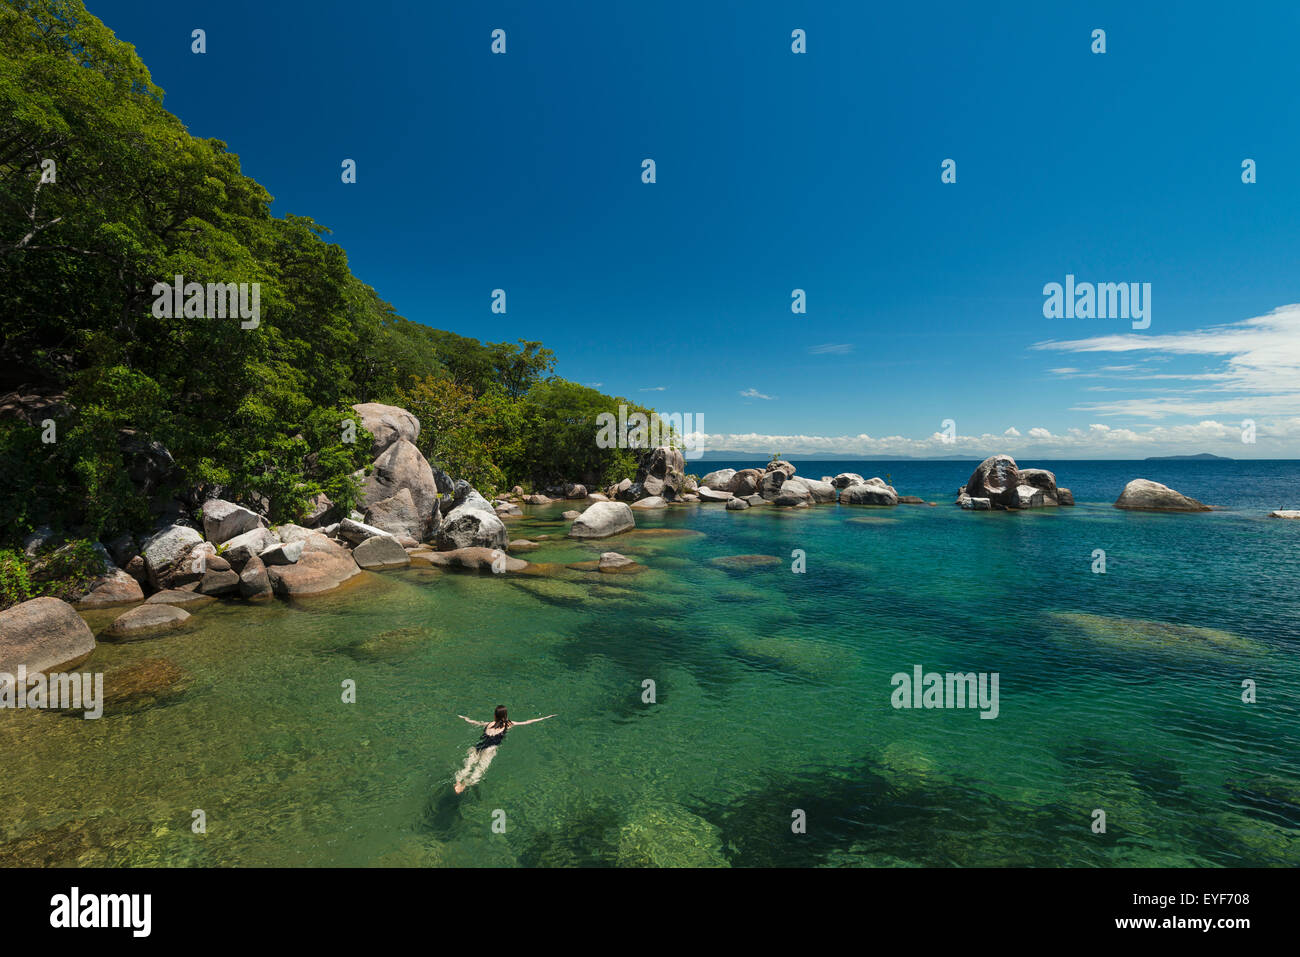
[453,706,556,793]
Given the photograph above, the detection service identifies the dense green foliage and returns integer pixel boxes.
[0,538,105,610]
[0,0,654,544]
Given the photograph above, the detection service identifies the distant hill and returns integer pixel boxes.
[1144,453,1234,461]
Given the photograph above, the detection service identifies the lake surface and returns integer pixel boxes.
[2,459,1298,866]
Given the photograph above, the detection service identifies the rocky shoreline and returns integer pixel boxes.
[0,402,1280,684]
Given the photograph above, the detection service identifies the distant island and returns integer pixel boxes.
[1143,453,1234,461]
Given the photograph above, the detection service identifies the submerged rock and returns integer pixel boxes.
[1114,479,1212,512]
[420,547,525,573]
[1048,611,1263,657]
[617,803,728,868]
[710,554,782,571]
[348,625,438,661]
[99,657,194,714]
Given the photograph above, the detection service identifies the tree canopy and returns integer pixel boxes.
[0,0,655,542]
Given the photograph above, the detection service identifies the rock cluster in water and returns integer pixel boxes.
[956,455,1074,510]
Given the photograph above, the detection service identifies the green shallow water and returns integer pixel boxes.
[3,500,1299,867]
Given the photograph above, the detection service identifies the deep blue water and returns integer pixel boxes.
[703,458,1300,512]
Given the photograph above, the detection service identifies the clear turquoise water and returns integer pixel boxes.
[2,459,1298,867]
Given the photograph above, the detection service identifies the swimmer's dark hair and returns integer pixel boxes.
[494,705,511,729]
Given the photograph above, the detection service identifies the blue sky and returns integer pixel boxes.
[92,0,1300,457]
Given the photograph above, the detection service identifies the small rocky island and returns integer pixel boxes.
[955,455,1074,510]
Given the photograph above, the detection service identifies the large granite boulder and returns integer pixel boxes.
[961,455,1071,509]
[104,604,191,640]
[831,473,866,489]
[758,470,788,500]
[569,501,635,539]
[0,597,96,678]
[74,563,144,607]
[795,477,837,503]
[700,469,737,490]
[963,455,1021,509]
[764,459,797,478]
[841,482,899,506]
[141,525,205,590]
[338,518,395,546]
[448,481,495,516]
[259,541,304,566]
[361,439,439,538]
[727,469,763,496]
[238,554,273,600]
[265,533,361,596]
[773,482,812,507]
[220,527,280,569]
[364,487,434,540]
[1114,479,1211,512]
[436,505,509,551]
[200,498,264,544]
[620,447,688,502]
[697,486,734,503]
[351,402,420,456]
[352,535,412,569]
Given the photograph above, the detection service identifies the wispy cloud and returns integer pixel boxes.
[808,343,854,355]
[1033,303,1300,418]
[639,386,667,392]
[739,388,776,400]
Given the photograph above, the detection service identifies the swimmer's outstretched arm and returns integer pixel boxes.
[512,714,558,726]
[457,715,489,725]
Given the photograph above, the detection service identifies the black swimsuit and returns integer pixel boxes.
[475,725,508,751]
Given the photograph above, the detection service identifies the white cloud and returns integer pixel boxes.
[689,418,1300,458]
[808,343,854,355]
[740,388,776,400]
[640,386,667,392]
[1032,303,1300,418]
[1003,427,1021,436]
